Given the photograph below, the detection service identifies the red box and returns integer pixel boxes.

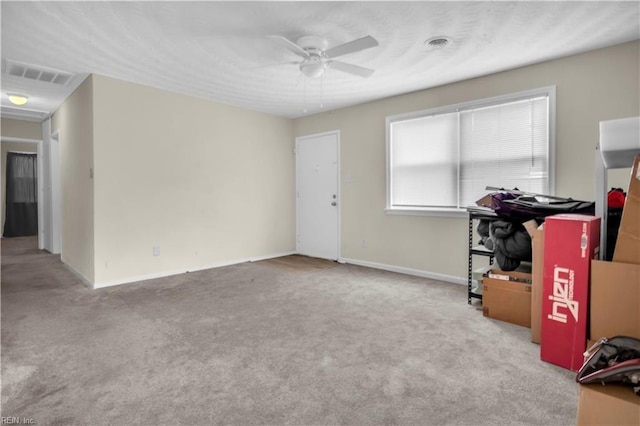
[541,214,600,371]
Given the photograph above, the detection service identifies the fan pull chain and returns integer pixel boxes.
[303,76,308,114]
[320,74,324,109]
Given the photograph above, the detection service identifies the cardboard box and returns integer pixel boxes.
[541,214,601,371]
[613,156,640,265]
[482,269,532,328]
[475,193,493,208]
[523,219,539,237]
[590,260,640,340]
[576,384,640,425]
[531,224,544,344]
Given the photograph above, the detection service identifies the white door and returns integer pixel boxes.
[296,131,339,260]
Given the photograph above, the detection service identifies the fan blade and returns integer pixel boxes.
[266,35,309,58]
[325,35,378,59]
[327,61,375,78]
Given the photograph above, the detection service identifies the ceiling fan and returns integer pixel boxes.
[267,34,379,79]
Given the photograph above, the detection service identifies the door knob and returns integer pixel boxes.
[331,201,337,206]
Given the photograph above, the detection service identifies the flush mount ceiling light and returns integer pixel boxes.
[424,36,453,50]
[8,94,29,106]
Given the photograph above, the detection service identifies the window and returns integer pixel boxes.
[386,87,555,215]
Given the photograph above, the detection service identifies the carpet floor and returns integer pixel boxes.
[1,236,578,425]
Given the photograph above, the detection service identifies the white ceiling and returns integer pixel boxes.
[1,1,639,121]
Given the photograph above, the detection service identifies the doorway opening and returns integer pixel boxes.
[3,151,38,237]
[1,137,44,249]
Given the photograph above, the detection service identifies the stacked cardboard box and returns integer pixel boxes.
[576,156,640,425]
[576,384,640,425]
[611,156,640,265]
[590,260,640,339]
[482,269,532,328]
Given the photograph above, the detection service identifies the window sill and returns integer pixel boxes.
[385,207,468,218]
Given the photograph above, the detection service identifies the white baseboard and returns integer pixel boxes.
[249,251,297,263]
[338,257,466,286]
[92,250,297,289]
[61,257,93,289]
[65,251,463,289]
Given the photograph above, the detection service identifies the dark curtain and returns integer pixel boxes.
[3,152,38,237]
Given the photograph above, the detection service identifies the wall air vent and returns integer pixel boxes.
[2,59,73,86]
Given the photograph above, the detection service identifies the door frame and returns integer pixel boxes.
[295,130,341,260]
[1,136,44,248]
[50,129,62,254]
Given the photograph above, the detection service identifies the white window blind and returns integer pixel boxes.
[390,112,458,207]
[387,88,552,213]
[459,96,549,207]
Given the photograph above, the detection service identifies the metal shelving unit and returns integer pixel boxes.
[467,208,498,304]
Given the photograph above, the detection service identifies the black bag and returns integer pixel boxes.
[489,191,595,221]
[576,336,640,396]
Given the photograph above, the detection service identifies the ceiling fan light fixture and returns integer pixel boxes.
[269,33,378,79]
[300,58,326,78]
[8,94,29,106]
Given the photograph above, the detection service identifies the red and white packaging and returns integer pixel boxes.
[540,214,601,371]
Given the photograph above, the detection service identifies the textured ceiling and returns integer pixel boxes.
[1,1,639,121]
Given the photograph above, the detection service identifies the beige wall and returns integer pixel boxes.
[293,41,640,281]
[44,40,640,287]
[1,118,43,140]
[91,74,295,285]
[51,76,95,283]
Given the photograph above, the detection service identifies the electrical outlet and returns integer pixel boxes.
[361,239,367,248]
[153,246,160,256]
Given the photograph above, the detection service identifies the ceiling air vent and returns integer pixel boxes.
[424,36,452,51]
[2,59,73,86]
